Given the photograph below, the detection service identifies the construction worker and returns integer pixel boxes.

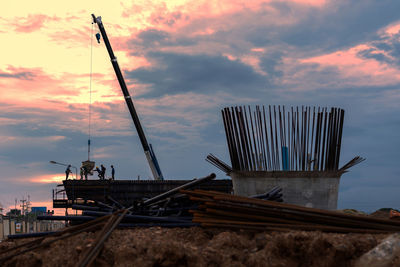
[111,165,115,180]
[100,164,106,180]
[65,165,72,180]
[83,166,89,180]
[80,167,84,180]
[94,166,101,179]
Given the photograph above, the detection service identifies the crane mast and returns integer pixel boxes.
[92,14,163,180]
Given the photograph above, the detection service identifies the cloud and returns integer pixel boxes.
[125,52,267,97]
[270,0,400,52]
[0,66,75,103]
[9,14,60,33]
[0,65,117,112]
[382,21,400,37]
[0,67,35,80]
[353,25,400,68]
[299,44,400,88]
[121,1,400,96]
[0,135,66,148]
[29,174,65,184]
[135,29,195,48]
[48,25,93,48]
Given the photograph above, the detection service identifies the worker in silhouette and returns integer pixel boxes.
[65,165,72,180]
[100,164,106,180]
[84,168,89,180]
[81,164,89,180]
[80,167,84,180]
[111,165,115,180]
[94,166,101,179]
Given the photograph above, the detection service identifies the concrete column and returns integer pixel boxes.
[230,171,343,210]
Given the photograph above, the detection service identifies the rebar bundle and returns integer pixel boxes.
[222,105,345,172]
[206,154,233,173]
[184,190,400,234]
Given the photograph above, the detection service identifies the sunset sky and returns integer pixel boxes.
[1,0,400,213]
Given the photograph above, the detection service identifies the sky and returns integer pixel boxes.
[1,0,400,213]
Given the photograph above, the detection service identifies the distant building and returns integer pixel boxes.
[6,209,21,217]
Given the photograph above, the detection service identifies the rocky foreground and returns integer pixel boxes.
[1,227,399,267]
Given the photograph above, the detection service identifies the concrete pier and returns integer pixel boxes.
[230,171,343,210]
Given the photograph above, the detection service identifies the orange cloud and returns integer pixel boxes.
[0,63,153,137]
[10,14,60,33]
[0,65,118,108]
[300,44,400,87]
[382,21,400,37]
[29,173,66,184]
[121,0,326,33]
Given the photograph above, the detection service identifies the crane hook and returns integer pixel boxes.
[95,33,101,44]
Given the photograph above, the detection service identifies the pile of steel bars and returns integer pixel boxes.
[35,174,219,228]
[183,190,400,234]
[222,105,350,172]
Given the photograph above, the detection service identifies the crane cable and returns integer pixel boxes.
[88,21,94,161]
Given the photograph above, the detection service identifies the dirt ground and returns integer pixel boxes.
[1,227,399,267]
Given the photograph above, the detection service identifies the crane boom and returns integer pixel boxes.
[92,14,163,180]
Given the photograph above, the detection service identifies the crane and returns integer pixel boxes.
[91,14,164,180]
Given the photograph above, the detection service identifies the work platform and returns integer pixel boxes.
[53,179,233,208]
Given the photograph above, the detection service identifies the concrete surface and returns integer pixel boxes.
[230,171,343,210]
